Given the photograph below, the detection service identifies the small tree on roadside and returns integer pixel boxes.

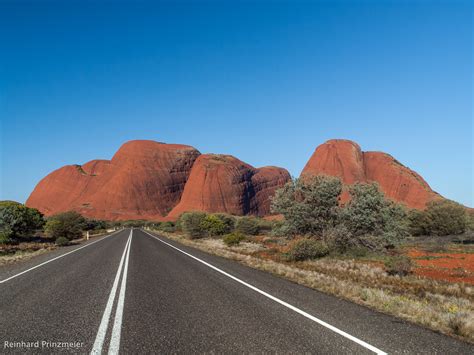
[423,200,467,236]
[179,211,208,239]
[44,211,86,240]
[271,176,342,236]
[0,201,44,242]
[340,183,409,250]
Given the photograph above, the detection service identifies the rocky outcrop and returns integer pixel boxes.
[26,140,200,220]
[168,155,291,218]
[301,139,440,209]
[26,140,290,220]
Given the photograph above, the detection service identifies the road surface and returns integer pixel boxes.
[0,228,472,354]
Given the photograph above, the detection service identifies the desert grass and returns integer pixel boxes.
[156,230,474,343]
[0,243,57,266]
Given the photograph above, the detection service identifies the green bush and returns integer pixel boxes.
[199,214,230,237]
[408,209,430,236]
[213,213,236,231]
[55,236,70,246]
[158,221,176,233]
[423,200,467,236]
[0,231,12,245]
[223,232,245,246]
[384,255,413,276]
[179,212,208,238]
[257,219,274,233]
[44,211,86,240]
[287,239,329,261]
[235,217,260,235]
[271,176,343,236]
[0,201,44,240]
[341,183,409,249]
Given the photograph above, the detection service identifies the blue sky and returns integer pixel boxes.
[0,0,472,207]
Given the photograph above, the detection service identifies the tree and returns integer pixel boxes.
[423,200,467,236]
[340,183,408,249]
[44,211,86,240]
[271,176,342,236]
[0,201,44,240]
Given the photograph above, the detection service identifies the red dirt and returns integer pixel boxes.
[408,249,474,285]
[301,139,442,209]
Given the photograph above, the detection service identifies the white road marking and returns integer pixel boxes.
[0,230,122,284]
[108,230,133,354]
[91,230,132,355]
[142,230,387,355]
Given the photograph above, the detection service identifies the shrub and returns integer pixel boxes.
[84,219,108,231]
[0,231,12,245]
[341,183,409,250]
[257,218,273,233]
[271,176,343,236]
[213,213,236,232]
[223,232,245,246]
[0,201,44,240]
[423,200,467,236]
[179,212,207,239]
[158,221,176,233]
[55,236,70,246]
[384,255,413,276]
[44,211,86,240]
[408,209,430,236]
[199,214,229,236]
[235,217,260,235]
[286,239,329,261]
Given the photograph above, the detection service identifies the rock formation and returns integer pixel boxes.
[301,139,440,209]
[167,154,291,218]
[26,140,290,220]
[26,140,200,220]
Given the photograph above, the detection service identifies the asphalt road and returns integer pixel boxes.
[0,228,472,354]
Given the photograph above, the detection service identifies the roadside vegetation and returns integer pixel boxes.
[150,176,474,343]
[0,202,115,264]
[1,176,473,342]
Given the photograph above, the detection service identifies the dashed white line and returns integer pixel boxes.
[142,229,387,355]
[91,229,132,355]
[0,230,122,284]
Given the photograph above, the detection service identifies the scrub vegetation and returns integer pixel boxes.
[151,176,474,343]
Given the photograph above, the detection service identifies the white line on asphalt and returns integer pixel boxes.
[142,230,387,355]
[91,230,132,355]
[108,229,133,354]
[0,230,123,284]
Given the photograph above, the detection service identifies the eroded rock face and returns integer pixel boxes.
[302,139,365,184]
[301,139,440,209]
[168,155,291,218]
[26,140,290,220]
[26,140,200,220]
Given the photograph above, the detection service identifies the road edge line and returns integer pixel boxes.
[142,230,387,355]
[0,230,123,284]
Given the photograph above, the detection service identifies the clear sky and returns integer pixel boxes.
[0,0,472,207]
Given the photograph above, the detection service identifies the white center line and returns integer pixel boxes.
[91,229,132,355]
[0,230,122,284]
[142,229,387,355]
[108,229,133,354]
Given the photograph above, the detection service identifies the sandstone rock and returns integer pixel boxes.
[26,140,200,220]
[168,155,290,218]
[301,139,440,209]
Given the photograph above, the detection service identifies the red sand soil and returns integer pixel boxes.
[408,249,474,285]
